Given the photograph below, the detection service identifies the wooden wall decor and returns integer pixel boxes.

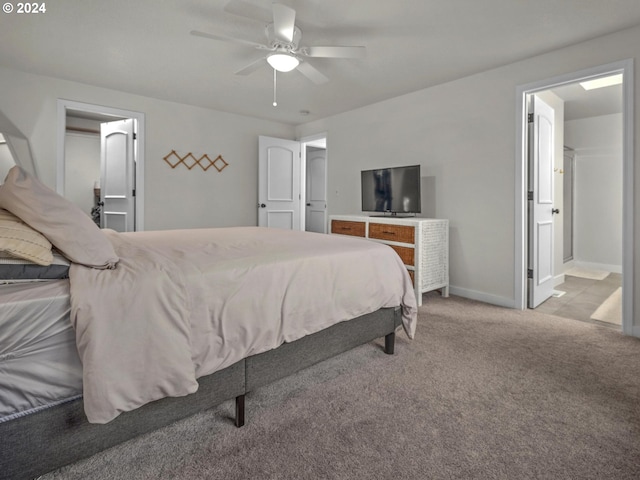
[163,150,229,172]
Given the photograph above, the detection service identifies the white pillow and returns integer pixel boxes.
[0,166,118,269]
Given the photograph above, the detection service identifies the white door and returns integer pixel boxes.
[258,136,302,230]
[528,96,555,308]
[305,148,327,233]
[100,119,135,232]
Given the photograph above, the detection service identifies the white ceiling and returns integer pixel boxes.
[551,81,623,121]
[1,0,639,125]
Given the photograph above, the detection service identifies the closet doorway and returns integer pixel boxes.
[257,133,328,232]
[56,100,145,231]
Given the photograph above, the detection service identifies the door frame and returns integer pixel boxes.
[515,59,634,335]
[56,99,145,231]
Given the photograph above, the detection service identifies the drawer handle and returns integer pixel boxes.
[382,230,396,235]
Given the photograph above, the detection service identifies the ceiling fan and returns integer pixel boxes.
[190,2,366,86]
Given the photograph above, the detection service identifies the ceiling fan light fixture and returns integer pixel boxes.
[267,52,299,72]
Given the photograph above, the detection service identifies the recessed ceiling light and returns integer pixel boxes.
[579,74,623,91]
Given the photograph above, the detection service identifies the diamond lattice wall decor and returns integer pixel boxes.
[163,150,229,172]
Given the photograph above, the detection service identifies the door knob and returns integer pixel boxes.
[306,203,311,206]
[552,208,560,214]
[258,203,266,208]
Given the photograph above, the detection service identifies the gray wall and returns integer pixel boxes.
[296,24,640,329]
[0,66,296,231]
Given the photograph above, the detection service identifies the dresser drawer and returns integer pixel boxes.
[369,223,415,243]
[329,215,449,307]
[331,220,365,237]
[388,244,415,266]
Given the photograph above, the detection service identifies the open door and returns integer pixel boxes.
[258,135,302,230]
[100,119,136,232]
[305,146,327,233]
[528,95,555,308]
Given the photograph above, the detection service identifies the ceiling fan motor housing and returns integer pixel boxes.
[265,24,302,51]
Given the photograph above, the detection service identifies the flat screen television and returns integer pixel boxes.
[361,164,421,215]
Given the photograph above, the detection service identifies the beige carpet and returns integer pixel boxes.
[42,293,640,480]
[591,287,622,325]
[565,267,610,280]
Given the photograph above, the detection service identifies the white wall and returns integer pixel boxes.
[565,114,623,272]
[296,24,640,314]
[0,66,296,230]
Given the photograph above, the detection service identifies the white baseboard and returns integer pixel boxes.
[554,274,565,287]
[572,261,622,274]
[448,286,516,309]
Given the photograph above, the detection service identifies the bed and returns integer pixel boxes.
[0,166,417,479]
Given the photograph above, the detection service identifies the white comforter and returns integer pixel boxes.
[69,227,417,423]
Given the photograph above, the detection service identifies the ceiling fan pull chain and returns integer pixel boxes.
[273,69,278,107]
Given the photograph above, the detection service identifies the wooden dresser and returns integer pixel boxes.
[330,215,449,306]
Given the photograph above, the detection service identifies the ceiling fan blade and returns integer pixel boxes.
[272,3,296,43]
[296,61,329,85]
[302,45,366,59]
[223,0,272,23]
[234,57,267,76]
[190,30,269,50]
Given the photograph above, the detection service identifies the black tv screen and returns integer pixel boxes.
[361,165,421,214]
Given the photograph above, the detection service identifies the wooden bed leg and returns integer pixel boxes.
[384,332,395,355]
[235,394,245,427]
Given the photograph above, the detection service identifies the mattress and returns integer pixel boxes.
[0,280,82,422]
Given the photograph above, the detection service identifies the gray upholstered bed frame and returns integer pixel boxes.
[1,307,401,480]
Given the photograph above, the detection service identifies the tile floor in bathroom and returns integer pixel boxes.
[534,272,622,329]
